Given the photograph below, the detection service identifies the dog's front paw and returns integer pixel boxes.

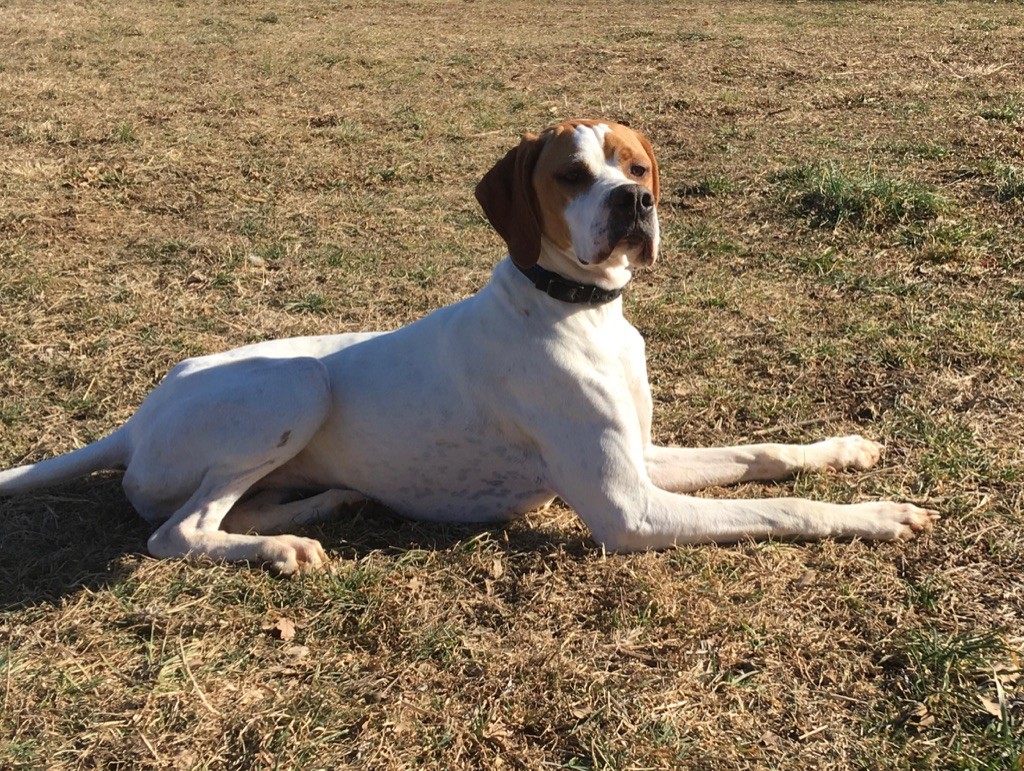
[262,534,329,575]
[846,501,939,540]
[814,435,883,472]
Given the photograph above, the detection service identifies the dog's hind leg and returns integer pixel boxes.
[221,489,366,535]
[146,468,330,574]
[124,355,336,573]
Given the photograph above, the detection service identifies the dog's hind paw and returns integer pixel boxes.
[262,534,329,576]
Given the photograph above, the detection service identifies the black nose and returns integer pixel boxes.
[610,184,655,216]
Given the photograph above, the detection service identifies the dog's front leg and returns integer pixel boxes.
[597,490,937,552]
[534,415,936,552]
[644,435,884,493]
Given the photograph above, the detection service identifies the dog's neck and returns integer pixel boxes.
[513,262,623,305]
[535,237,634,292]
[492,259,624,325]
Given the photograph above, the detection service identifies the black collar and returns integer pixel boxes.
[514,262,623,305]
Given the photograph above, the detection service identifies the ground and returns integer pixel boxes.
[1,1,1022,768]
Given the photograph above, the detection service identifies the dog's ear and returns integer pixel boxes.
[475,132,548,269]
[635,130,660,204]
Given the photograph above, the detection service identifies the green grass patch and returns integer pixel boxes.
[676,174,732,198]
[112,123,136,143]
[899,220,979,264]
[887,407,1016,489]
[885,141,949,161]
[979,99,1023,123]
[793,246,843,275]
[674,221,741,257]
[993,164,1024,202]
[883,629,1022,770]
[776,162,946,229]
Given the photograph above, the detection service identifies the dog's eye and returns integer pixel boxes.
[557,166,588,185]
[629,164,648,178]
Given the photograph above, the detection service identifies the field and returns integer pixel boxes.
[1,0,1023,767]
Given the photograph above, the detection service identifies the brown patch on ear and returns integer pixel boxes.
[635,131,660,203]
[475,132,548,268]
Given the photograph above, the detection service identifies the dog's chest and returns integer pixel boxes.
[272,263,645,523]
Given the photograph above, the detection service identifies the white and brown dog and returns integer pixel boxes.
[0,120,937,574]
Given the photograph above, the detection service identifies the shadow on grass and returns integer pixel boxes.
[315,499,594,561]
[0,476,590,610]
[0,473,148,611]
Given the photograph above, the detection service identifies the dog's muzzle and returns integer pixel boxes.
[603,183,658,265]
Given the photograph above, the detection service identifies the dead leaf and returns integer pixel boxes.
[284,644,310,661]
[759,730,783,749]
[490,558,504,579]
[263,618,297,641]
[979,695,1003,719]
[794,570,816,590]
[904,702,935,729]
[482,719,511,749]
[238,687,267,706]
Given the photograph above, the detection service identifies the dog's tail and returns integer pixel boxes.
[0,429,128,496]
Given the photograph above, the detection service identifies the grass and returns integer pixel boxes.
[776,162,946,229]
[898,220,981,265]
[980,99,1024,123]
[993,164,1024,202]
[881,628,1023,770]
[676,174,733,199]
[1,0,1023,769]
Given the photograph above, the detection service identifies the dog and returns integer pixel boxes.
[0,119,937,574]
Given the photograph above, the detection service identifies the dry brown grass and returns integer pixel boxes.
[2,1,1023,768]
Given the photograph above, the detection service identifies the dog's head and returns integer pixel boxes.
[475,120,660,286]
